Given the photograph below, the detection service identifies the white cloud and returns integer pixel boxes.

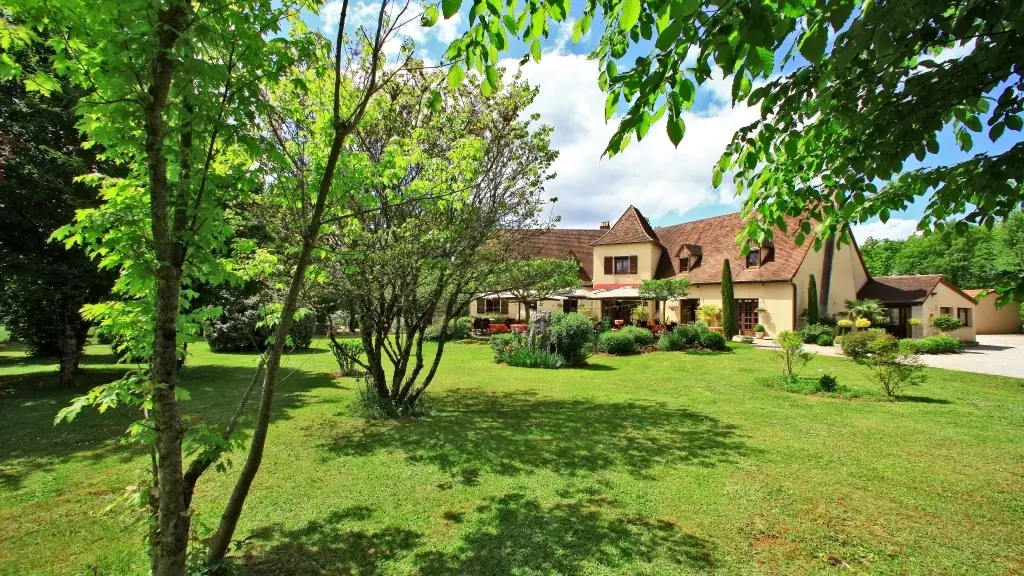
[502,53,759,228]
[320,0,463,48]
[851,218,919,242]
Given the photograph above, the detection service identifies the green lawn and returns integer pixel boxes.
[1,340,1022,575]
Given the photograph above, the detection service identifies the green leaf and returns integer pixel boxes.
[755,47,774,74]
[637,111,653,139]
[989,122,1005,142]
[485,65,500,90]
[798,25,827,64]
[481,76,493,97]
[441,0,462,19]
[1006,115,1023,131]
[503,14,519,34]
[446,64,464,90]
[421,5,439,27]
[672,0,700,18]
[530,38,542,62]
[24,71,61,96]
[656,18,682,51]
[605,91,619,121]
[667,114,685,146]
[964,115,982,133]
[619,0,641,31]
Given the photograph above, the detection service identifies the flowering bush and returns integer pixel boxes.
[854,317,872,329]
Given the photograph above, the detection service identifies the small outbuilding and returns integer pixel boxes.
[964,289,1023,335]
[857,274,977,342]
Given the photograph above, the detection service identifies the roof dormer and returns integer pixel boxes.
[676,244,702,272]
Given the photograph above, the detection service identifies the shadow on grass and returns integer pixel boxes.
[0,359,337,491]
[323,390,750,483]
[896,395,953,404]
[563,362,616,371]
[238,490,715,576]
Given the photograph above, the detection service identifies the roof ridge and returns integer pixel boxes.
[652,211,743,231]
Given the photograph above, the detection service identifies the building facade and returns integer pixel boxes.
[472,205,981,341]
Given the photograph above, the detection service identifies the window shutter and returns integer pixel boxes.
[629,255,638,274]
[476,299,485,314]
[604,256,613,275]
[500,299,509,315]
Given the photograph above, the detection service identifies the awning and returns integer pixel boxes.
[589,286,641,299]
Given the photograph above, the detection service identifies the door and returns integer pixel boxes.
[737,299,758,335]
[680,299,699,324]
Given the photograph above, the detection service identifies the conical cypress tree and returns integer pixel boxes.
[807,274,820,325]
[721,259,737,338]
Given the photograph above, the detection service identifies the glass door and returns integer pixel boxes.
[737,299,758,334]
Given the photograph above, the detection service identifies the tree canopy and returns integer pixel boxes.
[431,0,1024,300]
[491,257,581,323]
[860,212,1024,292]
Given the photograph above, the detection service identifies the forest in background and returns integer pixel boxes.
[859,212,1024,291]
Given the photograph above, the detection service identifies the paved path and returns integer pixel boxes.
[753,334,1024,379]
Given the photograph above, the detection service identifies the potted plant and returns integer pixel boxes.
[908,317,922,338]
[753,323,766,339]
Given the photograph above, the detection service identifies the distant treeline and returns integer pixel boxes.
[859,212,1024,290]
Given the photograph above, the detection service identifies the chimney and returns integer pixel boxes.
[599,221,610,230]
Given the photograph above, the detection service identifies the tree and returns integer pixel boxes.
[638,278,691,325]
[845,299,885,322]
[721,259,737,338]
[0,44,113,386]
[867,333,925,399]
[807,275,819,325]
[931,314,963,333]
[4,0,419,572]
[322,66,556,416]
[492,258,581,324]
[430,0,1024,302]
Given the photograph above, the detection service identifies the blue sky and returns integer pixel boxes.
[312,1,1015,241]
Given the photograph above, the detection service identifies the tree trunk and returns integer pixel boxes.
[146,3,191,574]
[57,295,83,388]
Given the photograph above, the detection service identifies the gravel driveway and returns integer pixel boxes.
[754,334,1024,379]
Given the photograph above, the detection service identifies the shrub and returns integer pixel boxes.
[753,323,766,333]
[352,375,428,419]
[841,330,881,363]
[424,316,472,342]
[676,324,702,345]
[500,344,564,369]
[620,325,654,347]
[931,314,963,333]
[854,317,872,329]
[817,371,839,392]
[833,335,843,348]
[696,304,720,326]
[816,334,834,346]
[599,316,612,333]
[914,334,962,354]
[657,327,689,351]
[799,323,834,344]
[818,316,838,327]
[866,333,925,399]
[329,337,365,376]
[774,330,814,381]
[548,312,595,365]
[488,333,520,362]
[697,329,728,351]
[206,291,315,353]
[597,331,637,355]
[837,318,854,332]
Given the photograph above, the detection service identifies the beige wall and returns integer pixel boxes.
[971,293,1022,335]
[675,282,796,336]
[792,240,870,322]
[917,283,977,341]
[591,242,660,286]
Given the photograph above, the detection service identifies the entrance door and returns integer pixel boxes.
[737,299,758,334]
[680,299,699,324]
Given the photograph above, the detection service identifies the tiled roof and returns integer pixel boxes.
[652,212,812,284]
[857,275,943,304]
[592,205,661,246]
[513,229,606,284]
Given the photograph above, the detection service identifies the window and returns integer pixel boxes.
[940,306,952,315]
[957,307,971,327]
[679,258,689,272]
[604,255,638,275]
[484,299,502,314]
[563,299,579,313]
[746,250,759,267]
